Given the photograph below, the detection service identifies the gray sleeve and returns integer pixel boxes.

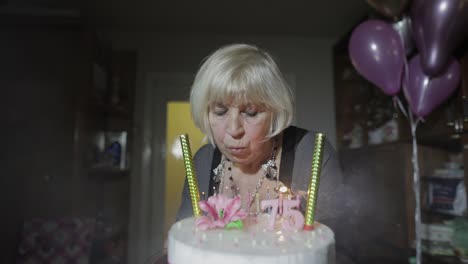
[175,144,214,221]
[291,131,357,263]
[291,131,345,221]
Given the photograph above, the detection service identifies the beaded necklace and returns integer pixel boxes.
[212,139,279,210]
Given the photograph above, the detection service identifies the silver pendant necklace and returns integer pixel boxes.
[212,138,279,209]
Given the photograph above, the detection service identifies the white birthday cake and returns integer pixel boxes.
[168,195,335,264]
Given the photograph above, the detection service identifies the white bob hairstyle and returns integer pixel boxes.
[190,44,294,144]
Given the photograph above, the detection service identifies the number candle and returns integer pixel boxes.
[278,186,288,216]
[304,133,325,230]
[255,193,260,215]
[179,134,202,217]
[261,197,304,231]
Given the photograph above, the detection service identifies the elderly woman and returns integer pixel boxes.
[177,43,345,224]
[175,43,355,263]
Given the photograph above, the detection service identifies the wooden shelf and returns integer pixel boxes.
[88,168,130,181]
[86,101,132,120]
[414,134,463,153]
[422,254,462,264]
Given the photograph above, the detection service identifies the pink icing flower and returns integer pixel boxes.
[195,195,247,230]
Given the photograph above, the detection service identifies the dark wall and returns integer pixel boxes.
[1,26,88,262]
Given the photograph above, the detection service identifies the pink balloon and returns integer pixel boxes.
[349,20,406,95]
[403,54,461,117]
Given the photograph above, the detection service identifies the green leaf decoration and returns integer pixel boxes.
[219,209,224,219]
[225,220,244,230]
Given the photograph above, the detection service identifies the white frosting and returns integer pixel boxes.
[168,215,335,264]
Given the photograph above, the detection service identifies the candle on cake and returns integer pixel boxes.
[179,134,202,217]
[304,133,326,230]
[260,186,304,231]
[278,186,288,215]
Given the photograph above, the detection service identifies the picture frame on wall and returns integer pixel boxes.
[90,131,128,171]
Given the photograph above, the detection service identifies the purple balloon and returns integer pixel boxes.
[411,0,468,76]
[403,54,461,117]
[349,20,405,96]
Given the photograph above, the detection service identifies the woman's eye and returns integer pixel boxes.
[243,110,258,117]
[213,108,227,116]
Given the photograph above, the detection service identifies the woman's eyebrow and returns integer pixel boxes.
[210,101,225,107]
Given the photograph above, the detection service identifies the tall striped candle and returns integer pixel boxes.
[304,133,326,230]
[179,134,202,217]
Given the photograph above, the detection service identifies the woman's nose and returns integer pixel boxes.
[226,113,244,138]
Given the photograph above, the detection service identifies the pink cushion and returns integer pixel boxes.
[17,218,95,264]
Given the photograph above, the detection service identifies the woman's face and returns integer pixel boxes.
[208,100,272,168]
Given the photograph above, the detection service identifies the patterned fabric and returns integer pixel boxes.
[17,218,95,264]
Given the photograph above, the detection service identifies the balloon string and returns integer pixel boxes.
[403,51,410,90]
[397,58,426,120]
[393,96,408,118]
[395,55,410,119]
[409,111,422,264]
